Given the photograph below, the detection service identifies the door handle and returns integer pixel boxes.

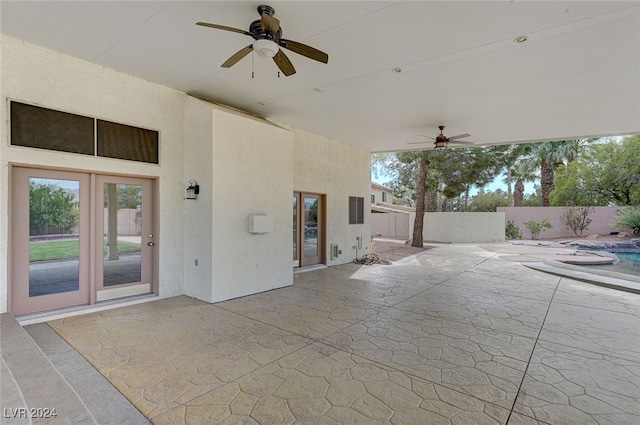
[147,242,155,246]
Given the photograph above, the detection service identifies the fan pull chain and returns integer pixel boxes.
[251,52,254,79]
[278,71,280,78]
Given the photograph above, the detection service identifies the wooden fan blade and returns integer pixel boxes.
[261,14,280,34]
[448,133,471,141]
[407,141,430,145]
[273,49,296,76]
[196,22,252,37]
[221,45,253,68]
[419,135,437,140]
[279,39,328,63]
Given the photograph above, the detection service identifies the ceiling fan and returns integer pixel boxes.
[408,125,473,149]
[196,5,328,77]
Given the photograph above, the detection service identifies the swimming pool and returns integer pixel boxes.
[587,251,640,276]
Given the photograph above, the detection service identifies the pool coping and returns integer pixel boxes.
[525,259,640,294]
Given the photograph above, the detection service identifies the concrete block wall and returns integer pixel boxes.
[497,206,630,239]
[408,212,505,243]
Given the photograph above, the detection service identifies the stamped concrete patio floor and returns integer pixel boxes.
[43,244,640,424]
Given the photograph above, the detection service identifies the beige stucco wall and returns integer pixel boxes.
[183,97,215,303]
[497,206,630,239]
[0,35,187,312]
[183,97,294,303]
[0,35,373,314]
[293,129,372,264]
[409,212,506,243]
[211,105,294,302]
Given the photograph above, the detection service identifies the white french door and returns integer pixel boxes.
[10,167,156,316]
[95,175,154,302]
[293,192,324,267]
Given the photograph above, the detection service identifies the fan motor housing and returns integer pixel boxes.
[250,20,281,41]
[257,5,275,17]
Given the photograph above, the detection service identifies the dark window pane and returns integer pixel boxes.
[349,197,357,224]
[349,196,364,224]
[11,102,94,155]
[97,120,158,164]
[357,197,364,224]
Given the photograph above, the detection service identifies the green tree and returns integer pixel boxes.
[468,189,508,212]
[560,206,594,236]
[434,145,509,211]
[551,137,640,206]
[29,182,79,235]
[523,186,542,206]
[103,184,142,209]
[521,139,592,206]
[372,152,425,207]
[523,218,552,240]
[116,185,142,209]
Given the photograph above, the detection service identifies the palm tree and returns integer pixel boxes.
[522,140,588,206]
[556,138,596,164]
[501,144,531,207]
[510,162,538,207]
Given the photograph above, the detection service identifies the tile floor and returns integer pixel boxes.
[45,244,640,424]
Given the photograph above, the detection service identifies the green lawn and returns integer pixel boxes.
[29,240,140,262]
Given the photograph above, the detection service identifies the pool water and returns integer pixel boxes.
[587,252,640,276]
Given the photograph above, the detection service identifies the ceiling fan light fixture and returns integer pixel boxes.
[434,140,448,149]
[253,39,279,58]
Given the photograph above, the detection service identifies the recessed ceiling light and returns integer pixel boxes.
[392,68,402,73]
[514,36,528,44]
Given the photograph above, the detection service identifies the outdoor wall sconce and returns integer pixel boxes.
[186,180,200,200]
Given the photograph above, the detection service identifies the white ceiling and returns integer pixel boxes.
[2,1,639,152]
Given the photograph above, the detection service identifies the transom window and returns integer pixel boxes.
[10,101,159,164]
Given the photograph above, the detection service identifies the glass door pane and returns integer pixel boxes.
[29,178,81,296]
[11,168,90,316]
[103,183,142,286]
[293,195,299,267]
[95,175,153,301]
[303,196,319,259]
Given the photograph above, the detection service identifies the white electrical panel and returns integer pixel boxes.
[248,214,273,234]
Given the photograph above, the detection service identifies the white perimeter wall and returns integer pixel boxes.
[371,213,410,240]
[409,212,506,243]
[293,129,372,265]
[0,36,187,312]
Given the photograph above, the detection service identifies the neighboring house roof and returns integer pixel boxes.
[371,182,392,191]
[371,203,415,214]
